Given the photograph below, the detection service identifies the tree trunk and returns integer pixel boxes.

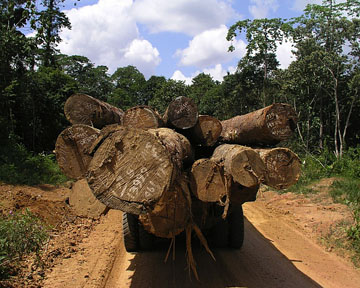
[163,96,199,129]
[220,103,297,145]
[86,127,192,215]
[64,94,124,128]
[55,124,100,179]
[211,144,266,188]
[138,174,191,238]
[256,148,301,190]
[123,105,164,129]
[189,158,228,203]
[187,115,222,146]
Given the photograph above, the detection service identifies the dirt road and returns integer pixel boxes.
[41,190,360,288]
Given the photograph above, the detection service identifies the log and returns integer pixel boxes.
[123,105,164,129]
[64,93,124,128]
[211,144,266,187]
[69,179,109,218]
[86,127,193,215]
[256,148,301,190]
[163,96,199,129]
[55,124,100,179]
[189,159,227,203]
[220,103,297,145]
[187,115,222,146]
[138,175,191,238]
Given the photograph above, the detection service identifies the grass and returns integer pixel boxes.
[0,209,49,279]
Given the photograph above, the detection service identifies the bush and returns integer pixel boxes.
[0,209,49,278]
[0,139,67,186]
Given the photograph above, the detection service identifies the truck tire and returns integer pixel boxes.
[122,213,139,252]
[138,224,155,250]
[228,204,244,249]
[210,218,229,248]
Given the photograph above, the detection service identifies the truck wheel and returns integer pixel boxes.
[122,213,139,252]
[138,224,155,250]
[228,205,244,249]
[210,218,229,248]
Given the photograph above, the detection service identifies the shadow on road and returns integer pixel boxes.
[125,218,322,288]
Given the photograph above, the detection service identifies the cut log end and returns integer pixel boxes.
[163,96,199,129]
[123,105,163,130]
[264,103,297,142]
[257,148,301,189]
[138,177,191,238]
[55,124,100,179]
[190,159,227,202]
[212,144,266,188]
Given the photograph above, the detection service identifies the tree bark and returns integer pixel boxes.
[220,103,297,145]
[256,148,301,190]
[86,127,192,215]
[211,144,266,188]
[189,158,228,203]
[163,96,199,129]
[138,174,191,238]
[55,124,100,179]
[123,105,164,129]
[187,115,222,146]
[64,94,124,128]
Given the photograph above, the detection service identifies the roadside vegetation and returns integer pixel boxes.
[0,209,49,280]
[285,147,360,266]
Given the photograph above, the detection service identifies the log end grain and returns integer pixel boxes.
[86,128,175,214]
[190,159,227,202]
[258,148,301,190]
[138,178,190,238]
[163,96,199,129]
[123,105,164,130]
[264,103,297,143]
[55,124,100,179]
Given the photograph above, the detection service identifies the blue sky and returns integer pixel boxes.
[56,0,321,83]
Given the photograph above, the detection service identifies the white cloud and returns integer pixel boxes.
[171,70,193,85]
[249,0,279,19]
[175,25,246,69]
[131,0,237,36]
[276,40,295,69]
[58,0,160,78]
[202,64,236,81]
[171,64,236,84]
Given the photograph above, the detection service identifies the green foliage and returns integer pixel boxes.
[0,138,67,186]
[148,79,189,114]
[0,209,49,277]
[330,178,360,261]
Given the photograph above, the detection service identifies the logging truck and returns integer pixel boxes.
[55,94,300,276]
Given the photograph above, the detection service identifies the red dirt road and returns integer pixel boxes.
[104,201,360,288]
[40,189,360,288]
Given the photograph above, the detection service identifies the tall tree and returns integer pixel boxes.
[290,0,360,157]
[108,66,146,109]
[36,0,70,67]
[227,18,291,106]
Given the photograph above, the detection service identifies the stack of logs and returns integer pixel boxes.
[56,93,301,241]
